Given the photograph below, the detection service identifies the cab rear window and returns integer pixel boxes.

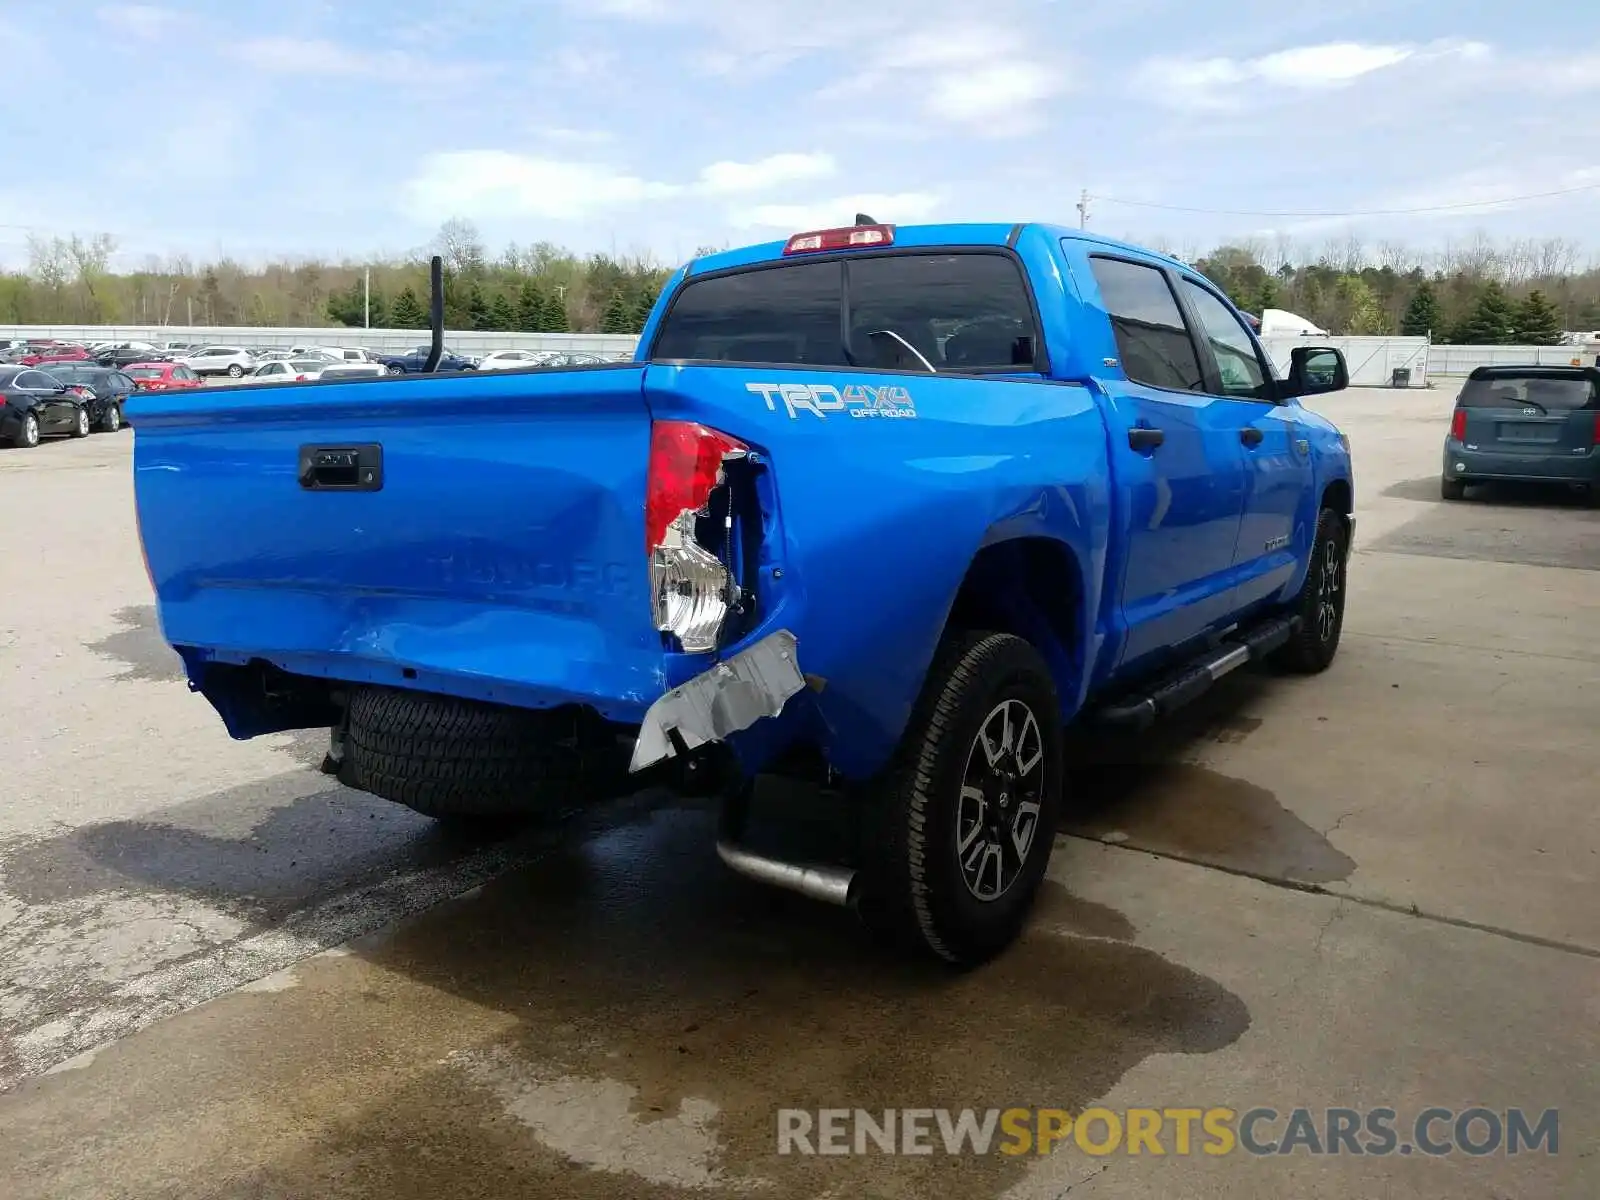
[1459,374,1596,409]
[651,251,1043,372]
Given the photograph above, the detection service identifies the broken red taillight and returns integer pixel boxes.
[645,421,747,551]
[782,224,895,255]
[645,420,749,653]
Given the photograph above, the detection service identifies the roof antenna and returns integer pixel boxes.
[422,255,444,373]
[854,212,876,226]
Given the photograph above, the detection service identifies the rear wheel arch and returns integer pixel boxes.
[940,535,1085,718]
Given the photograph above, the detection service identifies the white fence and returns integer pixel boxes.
[0,324,640,357]
[1423,343,1600,377]
[1263,335,1430,388]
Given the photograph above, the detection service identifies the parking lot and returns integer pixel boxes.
[0,383,1595,1198]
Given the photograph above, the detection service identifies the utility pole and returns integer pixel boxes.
[1076,189,1090,229]
[363,267,371,329]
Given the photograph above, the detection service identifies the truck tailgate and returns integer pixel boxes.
[131,367,664,722]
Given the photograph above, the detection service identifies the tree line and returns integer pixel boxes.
[4,221,1599,343]
[1185,234,1592,344]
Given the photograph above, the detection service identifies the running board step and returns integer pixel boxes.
[1091,615,1301,732]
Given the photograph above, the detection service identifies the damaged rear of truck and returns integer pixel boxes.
[131,220,1351,965]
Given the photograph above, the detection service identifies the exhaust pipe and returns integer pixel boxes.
[715,840,856,907]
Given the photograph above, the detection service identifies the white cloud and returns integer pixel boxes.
[402,153,681,222]
[1135,38,1487,110]
[550,46,615,79]
[728,192,941,230]
[1535,54,1600,93]
[234,37,370,74]
[229,36,484,84]
[696,154,836,194]
[95,4,178,39]
[535,127,618,146]
[821,23,1068,133]
[565,0,1063,131]
[402,151,839,222]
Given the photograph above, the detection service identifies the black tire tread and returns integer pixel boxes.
[342,686,607,819]
[1273,507,1348,674]
[1440,477,1466,501]
[858,631,1062,967]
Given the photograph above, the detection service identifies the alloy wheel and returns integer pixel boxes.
[956,698,1046,902]
[1317,535,1342,642]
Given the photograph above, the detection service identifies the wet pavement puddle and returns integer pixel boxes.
[0,805,1250,1200]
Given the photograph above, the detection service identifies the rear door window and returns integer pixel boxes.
[1458,375,1596,409]
[1087,256,1205,393]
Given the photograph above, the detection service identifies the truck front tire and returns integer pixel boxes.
[856,632,1063,967]
[340,686,623,821]
[1272,507,1348,674]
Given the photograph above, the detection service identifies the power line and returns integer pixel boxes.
[1088,181,1600,220]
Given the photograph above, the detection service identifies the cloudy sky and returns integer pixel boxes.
[0,0,1595,267]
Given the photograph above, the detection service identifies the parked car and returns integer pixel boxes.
[0,365,93,446]
[124,361,205,393]
[233,358,333,384]
[475,350,548,371]
[95,341,166,368]
[285,345,374,364]
[317,363,389,379]
[19,342,91,366]
[37,363,137,431]
[178,346,256,377]
[376,344,476,373]
[1441,365,1599,500]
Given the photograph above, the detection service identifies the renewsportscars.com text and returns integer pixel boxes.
[776,1106,1560,1158]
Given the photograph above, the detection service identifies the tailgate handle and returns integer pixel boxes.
[299,444,383,491]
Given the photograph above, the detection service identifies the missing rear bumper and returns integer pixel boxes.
[629,629,806,773]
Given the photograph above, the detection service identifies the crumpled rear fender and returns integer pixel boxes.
[642,364,1111,781]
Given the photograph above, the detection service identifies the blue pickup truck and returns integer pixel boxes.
[129,220,1354,966]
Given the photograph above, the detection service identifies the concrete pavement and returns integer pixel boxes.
[0,384,1595,1197]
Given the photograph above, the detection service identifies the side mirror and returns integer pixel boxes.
[1285,346,1348,398]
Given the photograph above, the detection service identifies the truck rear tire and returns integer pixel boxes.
[856,632,1063,967]
[1272,507,1348,674]
[340,686,623,821]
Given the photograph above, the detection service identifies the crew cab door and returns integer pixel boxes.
[1174,275,1315,611]
[1082,254,1250,670]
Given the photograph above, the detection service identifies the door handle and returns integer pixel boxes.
[1128,427,1164,451]
[1240,427,1264,447]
